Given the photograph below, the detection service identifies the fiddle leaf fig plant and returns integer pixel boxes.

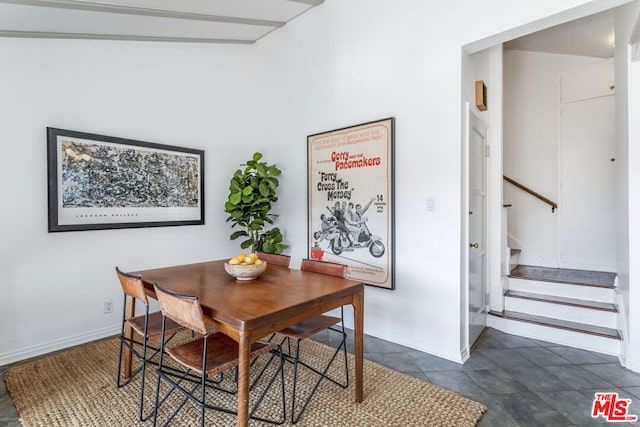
[224,152,288,254]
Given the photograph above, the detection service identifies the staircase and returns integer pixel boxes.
[488,264,621,356]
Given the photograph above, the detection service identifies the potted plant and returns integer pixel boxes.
[224,152,288,254]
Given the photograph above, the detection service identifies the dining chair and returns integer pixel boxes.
[115,267,185,421]
[275,258,349,424]
[152,282,286,427]
[256,252,291,267]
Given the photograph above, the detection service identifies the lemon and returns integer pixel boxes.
[228,257,240,265]
[236,253,247,262]
[254,259,263,265]
[249,253,258,260]
[244,257,255,265]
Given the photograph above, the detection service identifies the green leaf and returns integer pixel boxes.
[242,186,253,196]
[258,183,269,197]
[252,197,270,205]
[240,239,253,249]
[230,230,248,240]
[262,241,274,253]
[267,178,279,190]
[256,164,266,177]
[229,192,242,205]
[253,152,263,161]
[267,166,281,177]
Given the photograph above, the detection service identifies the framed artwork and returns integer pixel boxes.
[47,127,205,232]
[307,117,395,290]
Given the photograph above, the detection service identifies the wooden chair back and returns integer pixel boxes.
[153,282,208,335]
[300,259,346,278]
[116,266,149,306]
[257,252,291,267]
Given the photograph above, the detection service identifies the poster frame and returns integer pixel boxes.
[307,117,395,290]
[47,127,205,232]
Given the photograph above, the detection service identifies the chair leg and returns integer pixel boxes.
[289,328,349,424]
[248,345,287,424]
[153,331,286,425]
[290,339,303,423]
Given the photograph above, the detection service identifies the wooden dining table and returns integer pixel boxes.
[125,259,365,427]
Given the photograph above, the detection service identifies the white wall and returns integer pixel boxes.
[0,39,263,362]
[616,0,640,371]
[0,0,618,365]
[503,50,606,267]
[247,0,611,362]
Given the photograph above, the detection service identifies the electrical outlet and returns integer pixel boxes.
[103,299,113,314]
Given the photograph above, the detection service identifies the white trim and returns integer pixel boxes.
[460,346,470,363]
[631,4,640,61]
[0,324,120,366]
[0,30,254,44]
[489,45,505,314]
[462,101,471,356]
[617,291,629,367]
[463,0,634,54]
[0,0,286,27]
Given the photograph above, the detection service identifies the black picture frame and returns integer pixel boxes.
[47,127,205,232]
[307,117,395,290]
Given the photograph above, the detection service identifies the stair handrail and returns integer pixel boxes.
[503,175,558,212]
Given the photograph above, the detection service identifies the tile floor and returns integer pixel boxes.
[2,328,640,426]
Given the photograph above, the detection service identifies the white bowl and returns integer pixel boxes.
[224,261,267,281]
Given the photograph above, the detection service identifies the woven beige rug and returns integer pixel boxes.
[5,336,486,426]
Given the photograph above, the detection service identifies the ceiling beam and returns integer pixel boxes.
[287,0,324,5]
[0,0,285,27]
[0,29,254,44]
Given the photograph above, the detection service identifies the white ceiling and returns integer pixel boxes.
[0,0,324,44]
[0,1,617,57]
[504,9,616,58]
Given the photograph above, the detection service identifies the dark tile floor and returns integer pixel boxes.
[2,328,640,426]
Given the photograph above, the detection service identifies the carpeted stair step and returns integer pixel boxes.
[508,265,616,288]
[507,265,616,303]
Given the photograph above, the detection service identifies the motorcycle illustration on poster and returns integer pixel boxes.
[307,118,395,290]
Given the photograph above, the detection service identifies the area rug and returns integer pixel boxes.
[5,336,486,426]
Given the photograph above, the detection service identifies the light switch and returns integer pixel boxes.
[426,197,435,212]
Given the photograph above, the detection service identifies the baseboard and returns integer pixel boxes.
[0,324,120,367]
[342,318,465,364]
[460,346,470,363]
[625,353,640,373]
